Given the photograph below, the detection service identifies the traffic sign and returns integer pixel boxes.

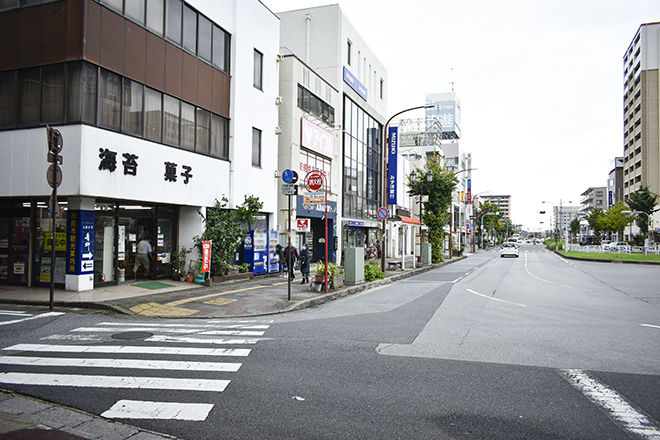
[47,164,62,189]
[281,184,297,195]
[377,207,389,220]
[282,169,298,184]
[305,171,324,191]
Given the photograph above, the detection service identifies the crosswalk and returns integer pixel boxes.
[0,319,272,421]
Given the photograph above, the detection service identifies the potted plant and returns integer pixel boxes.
[186,258,198,282]
[314,261,343,289]
[239,263,251,273]
[170,246,191,281]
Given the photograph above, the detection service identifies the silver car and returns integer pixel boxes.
[501,242,519,258]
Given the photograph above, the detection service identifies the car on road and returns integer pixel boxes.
[501,242,519,258]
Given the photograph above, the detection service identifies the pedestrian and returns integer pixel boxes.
[275,244,284,277]
[134,236,153,279]
[283,244,298,280]
[299,244,310,284]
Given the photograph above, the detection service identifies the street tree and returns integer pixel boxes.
[585,208,605,241]
[626,185,659,238]
[602,201,630,241]
[194,195,263,276]
[406,153,457,262]
[570,217,581,243]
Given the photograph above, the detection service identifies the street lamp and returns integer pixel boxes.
[410,169,433,266]
[381,104,433,272]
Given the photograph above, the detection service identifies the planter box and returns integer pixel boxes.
[331,274,344,289]
[212,273,252,284]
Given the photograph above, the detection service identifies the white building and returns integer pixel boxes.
[277,4,389,260]
[0,0,279,290]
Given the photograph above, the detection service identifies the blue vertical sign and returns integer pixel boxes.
[66,210,95,275]
[387,126,398,205]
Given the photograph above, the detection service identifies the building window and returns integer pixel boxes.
[182,4,197,54]
[165,0,182,45]
[213,25,230,73]
[198,15,212,62]
[121,78,144,136]
[211,114,228,159]
[380,78,384,100]
[0,71,16,128]
[41,65,65,124]
[144,87,162,142]
[347,39,352,66]
[195,108,211,155]
[180,101,195,151]
[163,94,180,146]
[99,68,121,131]
[253,49,263,90]
[67,62,97,125]
[125,0,146,25]
[146,0,164,36]
[18,68,40,127]
[297,85,335,125]
[252,127,261,167]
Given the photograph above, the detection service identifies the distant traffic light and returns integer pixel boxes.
[538,211,546,214]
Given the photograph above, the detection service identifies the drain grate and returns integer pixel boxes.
[111,331,154,340]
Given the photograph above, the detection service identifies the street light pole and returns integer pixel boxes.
[381,105,432,273]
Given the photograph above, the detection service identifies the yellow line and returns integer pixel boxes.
[165,280,290,306]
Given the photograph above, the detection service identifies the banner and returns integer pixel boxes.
[387,126,398,205]
[201,241,212,274]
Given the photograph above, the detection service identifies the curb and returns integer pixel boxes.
[552,249,660,265]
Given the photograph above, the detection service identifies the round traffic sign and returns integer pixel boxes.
[377,207,389,220]
[305,171,324,191]
[47,164,62,189]
[282,169,293,183]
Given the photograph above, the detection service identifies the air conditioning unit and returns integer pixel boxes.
[275,126,283,135]
[275,96,284,105]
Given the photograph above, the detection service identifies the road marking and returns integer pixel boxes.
[0,372,230,392]
[71,327,264,336]
[0,312,64,326]
[96,322,270,329]
[0,356,242,372]
[101,400,214,421]
[560,369,660,439]
[524,253,553,284]
[146,335,260,345]
[466,288,527,307]
[2,344,251,357]
[0,310,32,317]
[641,324,660,330]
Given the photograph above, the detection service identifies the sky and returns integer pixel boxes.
[261,0,660,231]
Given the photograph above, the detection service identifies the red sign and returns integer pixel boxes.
[305,171,324,191]
[201,241,212,274]
[296,219,310,232]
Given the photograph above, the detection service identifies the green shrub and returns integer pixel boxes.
[364,261,386,282]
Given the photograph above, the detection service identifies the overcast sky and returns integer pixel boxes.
[261,0,660,231]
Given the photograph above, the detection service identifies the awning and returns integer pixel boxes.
[394,215,421,225]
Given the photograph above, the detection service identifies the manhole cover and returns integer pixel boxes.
[111,331,154,340]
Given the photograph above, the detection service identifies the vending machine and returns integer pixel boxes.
[267,230,280,273]
[244,230,268,275]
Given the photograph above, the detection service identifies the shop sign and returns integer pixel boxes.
[301,118,334,158]
[201,241,212,274]
[387,127,398,205]
[296,219,311,232]
[44,232,66,251]
[303,192,325,204]
[66,210,95,275]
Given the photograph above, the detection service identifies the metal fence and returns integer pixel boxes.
[565,244,660,255]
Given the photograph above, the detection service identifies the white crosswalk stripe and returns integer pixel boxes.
[0,319,272,421]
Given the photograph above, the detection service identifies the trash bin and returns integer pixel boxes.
[118,268,125,282]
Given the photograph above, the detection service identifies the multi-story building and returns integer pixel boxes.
[549,205,581,238]
[0,0,279,290]
[482,195,512,220]
[608,157,624,208]
[622,22,660,229]
[581,187,607,211]
[277,5,388,257]
[276,51,340,263]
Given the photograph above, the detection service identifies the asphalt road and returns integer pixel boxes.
[1,245,659,439]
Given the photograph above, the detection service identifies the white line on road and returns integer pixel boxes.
[0,356,242,372]
[524,253,553,284]
[0,312,64,326]
[3,344,251,357]
[101,400,214,421]
[71,327,264,336]
[0,372,230,392]
[466,289,527,307]
[560,369,660,439]
[641,324,660,330]
[0,311,32,316]
[96,322,270,330]
[146,335,260,345]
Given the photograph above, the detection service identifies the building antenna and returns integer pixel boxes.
[450,68,454,92]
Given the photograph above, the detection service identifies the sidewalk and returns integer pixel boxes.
[0,255,457,319]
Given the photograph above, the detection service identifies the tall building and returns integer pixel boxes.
[0,0,279,290]
[581,187,607,211]
[482,195,512,220]
[277,5,388,255]
[608,157,624,208]
[623,23,660,200]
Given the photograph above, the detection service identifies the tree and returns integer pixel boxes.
[570,217,581,243]
[406,153,457,262]
[602,201,630,240]
[626,185,659,237]
[585,208,605,241]
[194,195,263,277]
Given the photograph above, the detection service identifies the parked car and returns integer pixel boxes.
[605,242,631,251]
[501,242,519,258]
[601,240,611,250]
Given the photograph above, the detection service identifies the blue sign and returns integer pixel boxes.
[343,67,368,101]
[66,210,95,275]
[387,126,398,205]
[282,169,293,183]
[348,221,364,227]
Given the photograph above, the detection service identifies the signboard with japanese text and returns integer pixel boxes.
[301,118,334,158]
[387,127,398,205]
[296,219,311,232]
[44,232,66,251]
[201,241,212,274]
[303,192,325,204]
[66,210,95,275]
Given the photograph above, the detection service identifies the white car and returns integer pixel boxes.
[501,242,519,258]
[606,242,631,252]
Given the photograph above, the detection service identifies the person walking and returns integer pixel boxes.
[299,244,310,284]
[134,236,153,279]
[283,244,298,280]
[275,244,284,277]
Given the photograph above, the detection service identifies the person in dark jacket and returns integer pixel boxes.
[283,245,298,280]
[299,244,310,284]
[275,244,284,277]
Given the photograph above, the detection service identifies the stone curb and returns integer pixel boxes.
[552,249,660,265]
